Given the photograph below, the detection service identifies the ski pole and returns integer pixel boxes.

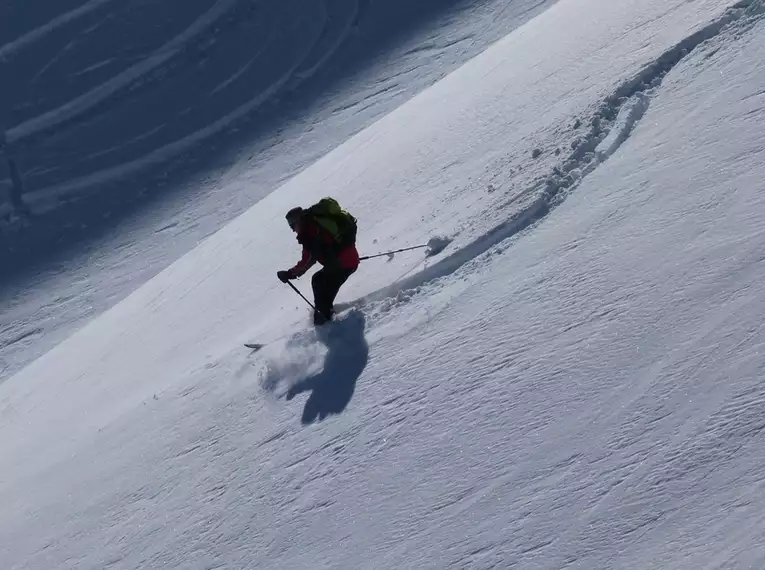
[359,244,430,261]
[286,281,318,313]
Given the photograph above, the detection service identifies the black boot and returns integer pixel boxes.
[313,308,333,326]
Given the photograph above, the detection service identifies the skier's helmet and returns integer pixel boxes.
[285,207,304,230]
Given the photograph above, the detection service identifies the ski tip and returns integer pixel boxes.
[244,343,264,350]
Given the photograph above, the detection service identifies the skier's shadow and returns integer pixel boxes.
[286,310,369,425]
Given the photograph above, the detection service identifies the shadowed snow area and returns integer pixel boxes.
[0,0,556,380]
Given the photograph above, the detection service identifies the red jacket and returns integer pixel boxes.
[288,218,359,277]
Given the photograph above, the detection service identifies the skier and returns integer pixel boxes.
[277,198,359,325]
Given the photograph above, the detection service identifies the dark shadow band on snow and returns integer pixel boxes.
[285,310,368,425]
[340,0,765,313]
[0,0,549,287]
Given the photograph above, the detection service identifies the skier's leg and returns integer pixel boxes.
[311,269,333,324]
[322,268,355,317]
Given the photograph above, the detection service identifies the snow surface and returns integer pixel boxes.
[0,0,555,382]
[2,0,765,568]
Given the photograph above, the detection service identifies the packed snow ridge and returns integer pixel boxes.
[337,0,765,312]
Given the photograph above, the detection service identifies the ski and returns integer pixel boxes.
[244,343,265,351]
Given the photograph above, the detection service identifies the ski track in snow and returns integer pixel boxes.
[1,0,345,205]
[341,0,765,315]
[6,0,242,144]
[0,0,119,61]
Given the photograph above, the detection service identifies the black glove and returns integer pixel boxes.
[277,270,293,283]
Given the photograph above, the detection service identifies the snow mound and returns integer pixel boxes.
[426,235,453,256]
[259,328,328,397]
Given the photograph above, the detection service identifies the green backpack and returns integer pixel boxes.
[306,197,357,246]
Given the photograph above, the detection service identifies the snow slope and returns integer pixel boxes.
[0,0,555,382]
[2,0,765,568]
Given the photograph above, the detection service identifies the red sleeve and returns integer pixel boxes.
[289,247,315,277]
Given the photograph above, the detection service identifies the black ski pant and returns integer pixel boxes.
[311,266,356,317]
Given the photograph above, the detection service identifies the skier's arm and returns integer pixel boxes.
[289,247,315,277]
